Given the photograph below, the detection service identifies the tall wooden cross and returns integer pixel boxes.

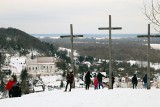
[60,24,83,73]
[137,24,160,89]
[98,15,122,89]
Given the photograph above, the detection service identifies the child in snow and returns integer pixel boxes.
[94,75,99,90]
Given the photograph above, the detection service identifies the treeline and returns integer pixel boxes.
[50,38,160,63]
[86,43,160,63]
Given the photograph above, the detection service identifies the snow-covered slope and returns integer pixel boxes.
[0,88,160,107]
[9,56,26,74]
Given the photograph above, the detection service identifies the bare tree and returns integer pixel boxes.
[144,0,160,32]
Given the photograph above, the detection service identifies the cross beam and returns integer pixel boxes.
[60,24,83,73]
[98,15,122,89]
[60,35,83,38]
[98,27,122,30]
[138,35,160,37]
[137,24,160,89]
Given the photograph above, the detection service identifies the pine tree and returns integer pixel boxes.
[0,52,5,70]
[20,69,30,94]
[0,71,5,92]
[11,74,17,82]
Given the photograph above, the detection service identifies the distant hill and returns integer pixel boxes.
[0,27,57,56]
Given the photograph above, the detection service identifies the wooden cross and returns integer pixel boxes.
[98,15,122,89]
[137,24,160,89]
[60,24,83,73]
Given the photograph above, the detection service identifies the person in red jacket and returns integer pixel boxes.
[94,75,99,90]
[6,76,16,98]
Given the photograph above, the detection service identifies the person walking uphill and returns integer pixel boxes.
[85,71,92,90]
[132,74,138,89]
[64,71,74,92]
[143,74,147,89]
[97,71,106,89]
[6,76,16,98]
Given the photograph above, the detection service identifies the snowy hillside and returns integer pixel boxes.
[58,47,79,57]
[9,56,26,74]
[0,88,160,107]
[150,44,160,50]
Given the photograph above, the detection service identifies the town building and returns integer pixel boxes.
[26,57,57,76]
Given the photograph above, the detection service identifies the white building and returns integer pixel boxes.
[26,57,57,76]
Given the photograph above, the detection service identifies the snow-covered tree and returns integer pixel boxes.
[144,0,160,32]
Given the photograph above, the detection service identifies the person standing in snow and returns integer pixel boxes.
[93,74,98,90]
[5,76,16,97]
[85,71,92,90]
[132,74,138,89]
[64,71,74,92]
[97,71,106,89]
[125,74,129,88]
[143,74,147,89]
[111,73,115,89]
[11,82,22,97]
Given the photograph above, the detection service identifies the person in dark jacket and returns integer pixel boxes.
[85,71,92,90]
[143,74,147,89]
[11,82,22,97]
[132,74,138,89]
[97,71,105,89]
[111,73,115,89]
[64,71,74,92]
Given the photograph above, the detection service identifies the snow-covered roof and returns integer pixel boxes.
[26,57,56,64]
[83,61,91,67]
[37,57,56,63]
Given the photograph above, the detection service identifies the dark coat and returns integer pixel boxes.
[97,72,105,82]
[112,76,115,84]
[66,72,74,83]
[11,83,22,97]
[143,74,147,83]
[132,74,138,85]
[85,72,92,85]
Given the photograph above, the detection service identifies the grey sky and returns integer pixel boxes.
[0,0,155,34]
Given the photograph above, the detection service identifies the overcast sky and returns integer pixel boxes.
[0,0,156,34]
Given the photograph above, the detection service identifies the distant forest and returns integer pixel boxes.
[40,37,160,63]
